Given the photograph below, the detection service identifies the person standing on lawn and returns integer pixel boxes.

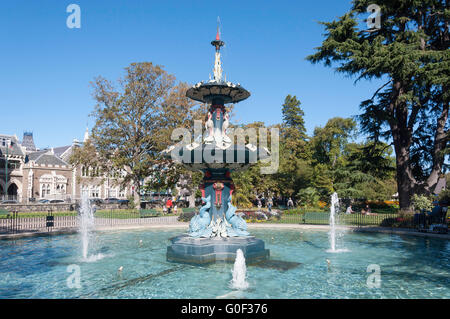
[166,198,173,214]
[268,197,273,213]
[287,197,294,209]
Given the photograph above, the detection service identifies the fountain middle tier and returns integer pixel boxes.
[165,143,271,172]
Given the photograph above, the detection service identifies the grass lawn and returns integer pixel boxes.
[0,211,78,219]
[249,212,399,226]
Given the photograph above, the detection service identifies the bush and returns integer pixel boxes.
[411,194,433,213]
[181,207,197,213]
[438,189,450,205]
[233,193,253,209]
[282,207,327,214]
[127,196,136,209]
[380,215,414,228]
[178,211,196,222]
[239,210,281,221]
[296,187,320,207]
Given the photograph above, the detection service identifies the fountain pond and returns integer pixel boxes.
[0,228,449,298]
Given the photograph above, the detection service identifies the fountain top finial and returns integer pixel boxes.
[185,20,250,104]
[211,17,224,51]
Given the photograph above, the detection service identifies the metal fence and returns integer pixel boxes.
[0,210,183,235]
[1,209,446,235]
[241,211,418,228]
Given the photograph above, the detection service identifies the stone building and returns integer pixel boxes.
[0,131,130,203]
[0,134,27,201]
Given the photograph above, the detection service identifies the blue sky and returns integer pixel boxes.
[0,0,384,149]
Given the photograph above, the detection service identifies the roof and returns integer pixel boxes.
[27,150,69,167]
[0,134,26,157]
[53,145,74,162]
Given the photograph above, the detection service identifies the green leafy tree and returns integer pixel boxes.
[89,62,196,209]
[70,139,105,183]
[309,118,396,200]
[341,141,397,200]
[311,117,356,167]
[307,0,449,210]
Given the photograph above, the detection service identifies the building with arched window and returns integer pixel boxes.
[0,134,26,202]
[1,131,130,203]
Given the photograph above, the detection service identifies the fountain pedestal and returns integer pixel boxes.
[163,26,270,265]
[167,235,269,265]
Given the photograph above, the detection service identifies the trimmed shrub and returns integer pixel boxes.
[178,211,196,222]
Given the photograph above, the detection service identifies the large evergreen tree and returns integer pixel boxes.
[307,0,449,210]
[279,95,312,199]
[282,95,307,134]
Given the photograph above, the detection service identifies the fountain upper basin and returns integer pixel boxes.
[186,81,250,104]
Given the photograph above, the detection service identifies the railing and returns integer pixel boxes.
[1,209,446,235]
[0,210,183,235]
[0,211,50,234]
[240,210,420,228]
[0,195,18,202]
[40,194,73,201]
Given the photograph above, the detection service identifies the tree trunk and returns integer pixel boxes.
[394,147,415,211]
[133,181,141,210]
[188,193,196,208]
[426,95,449,192]
[389,81,416,211]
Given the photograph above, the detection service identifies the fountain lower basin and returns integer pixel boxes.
[167,235,269,265]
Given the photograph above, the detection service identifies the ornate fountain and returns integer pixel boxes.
[165,26,270,264]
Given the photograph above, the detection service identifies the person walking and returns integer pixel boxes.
[287,197,294,209]
[267,197,273,213]
[166,198,173,214]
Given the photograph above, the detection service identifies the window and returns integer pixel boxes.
[56,184,66,194]
[8,161,21,170]
[90,186,100,198]
[40,184,51,198]
[81,185,89,197]
[107,188,117,198]
[81,166,88,177]
[0,138,10,147]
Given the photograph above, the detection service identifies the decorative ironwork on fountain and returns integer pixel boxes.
[163,24,269,239]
